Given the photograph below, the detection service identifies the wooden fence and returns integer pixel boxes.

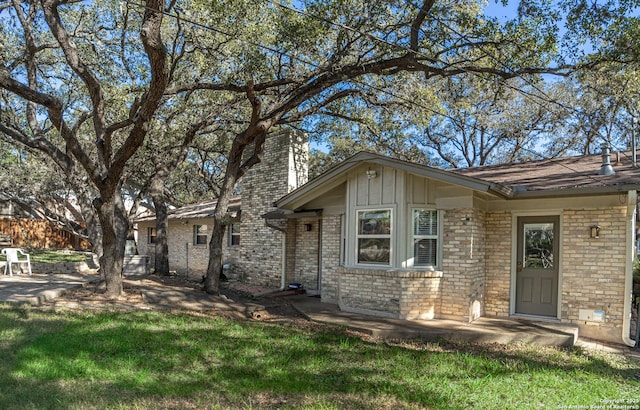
[0,218,91,250]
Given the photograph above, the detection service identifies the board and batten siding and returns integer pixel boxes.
[344,164,442,268]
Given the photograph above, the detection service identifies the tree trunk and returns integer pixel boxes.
[81,196,103,261]
[203,156,241,294]
[94,190,128,297]
[203,123,270,294]
[203,210,226,294]
[149,177,170,276]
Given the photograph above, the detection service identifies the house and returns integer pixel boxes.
[136,196,243,275]
[139,131,640,346]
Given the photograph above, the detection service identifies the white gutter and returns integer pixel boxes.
[622,190,637,347]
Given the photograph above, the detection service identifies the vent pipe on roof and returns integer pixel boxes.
[598,144,616,176]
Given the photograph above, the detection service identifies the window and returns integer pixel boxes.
[357,209,391,265]
[228,223,240,246]
[412,209,438,267]
[147,227,157,244]
[194,224,208,245]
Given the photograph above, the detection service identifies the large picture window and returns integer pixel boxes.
[413,209,438,267]
[357,209,391,265]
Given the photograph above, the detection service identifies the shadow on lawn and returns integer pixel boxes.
[0,307,638,409]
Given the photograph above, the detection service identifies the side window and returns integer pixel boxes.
[147,227,157,244]
[228,223,240,246]
[194,224,208,245]
[413,209,438,267]
[356,209,391,265]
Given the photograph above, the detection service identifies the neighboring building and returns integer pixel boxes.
[139,134,640,346]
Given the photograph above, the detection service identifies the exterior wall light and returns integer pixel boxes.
[366,169,377,179]
[304,223,313,232]
[590,225,600,239]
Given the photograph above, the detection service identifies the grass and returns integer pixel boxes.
[0,306,638,409]
[0,249,89,264]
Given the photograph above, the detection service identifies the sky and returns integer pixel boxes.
[309,1,522,154]
[483,0,519,20]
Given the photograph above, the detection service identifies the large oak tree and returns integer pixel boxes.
[1,0,636,297]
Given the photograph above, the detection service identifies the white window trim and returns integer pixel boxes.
[355,207,393,267]
[409,207,441,269]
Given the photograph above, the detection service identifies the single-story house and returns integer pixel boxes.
[138,130,640,345]
[136,197,242,275]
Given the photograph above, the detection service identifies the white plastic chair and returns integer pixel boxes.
[1,248,32,276]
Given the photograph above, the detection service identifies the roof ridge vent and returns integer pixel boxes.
[598,144,615,176]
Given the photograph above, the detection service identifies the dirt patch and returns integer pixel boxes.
[41,273,307,324]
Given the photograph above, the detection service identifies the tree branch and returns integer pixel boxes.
[41,0,108,161]
[109,0,169,186]
[410,0,436,52]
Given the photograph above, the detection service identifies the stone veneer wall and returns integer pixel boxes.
[236,130,308,287]
[293,218,320,291]
[562,207,629,343]
[319,215,341,304]
[323,208,488,321]
[284,219,297,286]
[484,211,512,316]
[483,206,630,344]
[440,208,486,321]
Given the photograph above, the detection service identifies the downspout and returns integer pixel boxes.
[266,221,287,291]
[622,190,637,347]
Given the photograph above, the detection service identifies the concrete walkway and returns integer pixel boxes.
[1,273,638,355]
[0,272,98,305]
[288,294,579,347]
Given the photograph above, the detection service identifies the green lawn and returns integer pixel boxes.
[0,249,89,264]
[0,306,638,410]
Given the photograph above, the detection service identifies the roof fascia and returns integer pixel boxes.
[510,185,640,199]
[274,152,371,209]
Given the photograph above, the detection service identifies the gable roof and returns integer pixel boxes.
[275,152,512,210]
[276,150,640,210]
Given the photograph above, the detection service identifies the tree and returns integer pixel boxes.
[0,141,98,248]
[419,76,571,168]
[0,0,169,296]
[127,104,226,276]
